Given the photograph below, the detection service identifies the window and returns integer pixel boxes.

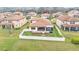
[38,27,45,31]
[70,21,75,24]
[74,15,79,18]
[46,27,52,31]
[31,27,35,30]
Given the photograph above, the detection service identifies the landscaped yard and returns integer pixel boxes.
[0,23,79,51]
[23,26,62,37]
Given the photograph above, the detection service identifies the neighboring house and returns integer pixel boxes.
[27,12,37,19]
[41,13,50,19]
[0,12,27,29]
[13,12,24,16]
[52,12,64,17]
[29,18,53,33]
[68,10,79,18]
[56,15,79,31]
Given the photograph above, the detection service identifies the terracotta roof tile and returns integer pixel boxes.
[58,15,79,21]
[30,18,52,27]
[0,12,25,21]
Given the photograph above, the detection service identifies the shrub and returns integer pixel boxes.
[14,28,20,30]
[71,37,79,44]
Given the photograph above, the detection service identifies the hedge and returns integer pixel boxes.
[71,37,79,44]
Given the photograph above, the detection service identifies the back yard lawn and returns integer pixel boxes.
[0,24,79,51]
[23,26,62,37]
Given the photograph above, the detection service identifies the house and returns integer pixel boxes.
[29,18,53,33]
[0,12,27,29]
[41,13,50,19]
[56,15,79,31]
[13,12,24,16]
[27,12,37,19]
[68,10,79,18]
[52,12,64,17]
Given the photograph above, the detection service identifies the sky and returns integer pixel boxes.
[0,0,79,7]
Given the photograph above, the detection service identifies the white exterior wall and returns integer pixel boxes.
[66,21,79,24]
[56,18,79,28]
[75,22,79,24]
[12,17,27,28]
[1,21,8,24]
[29,26,51,33]
[66,22,70,24]
[29,27,37,31]
[41,16,48,19]
[12,21,20,28]
[63,21,70,24]
[56,19,63,28]
[68,13,74,17]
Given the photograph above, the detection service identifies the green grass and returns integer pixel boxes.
[62,30,79,42]
[0,24,79,51]
[23,27,62,37]
[0,28,19,50]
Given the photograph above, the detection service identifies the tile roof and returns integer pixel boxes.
[0,12,25,21]
[58,15,79,21]
[3,15,25,21]
[13,12,23,15]
[29,18,52,27]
